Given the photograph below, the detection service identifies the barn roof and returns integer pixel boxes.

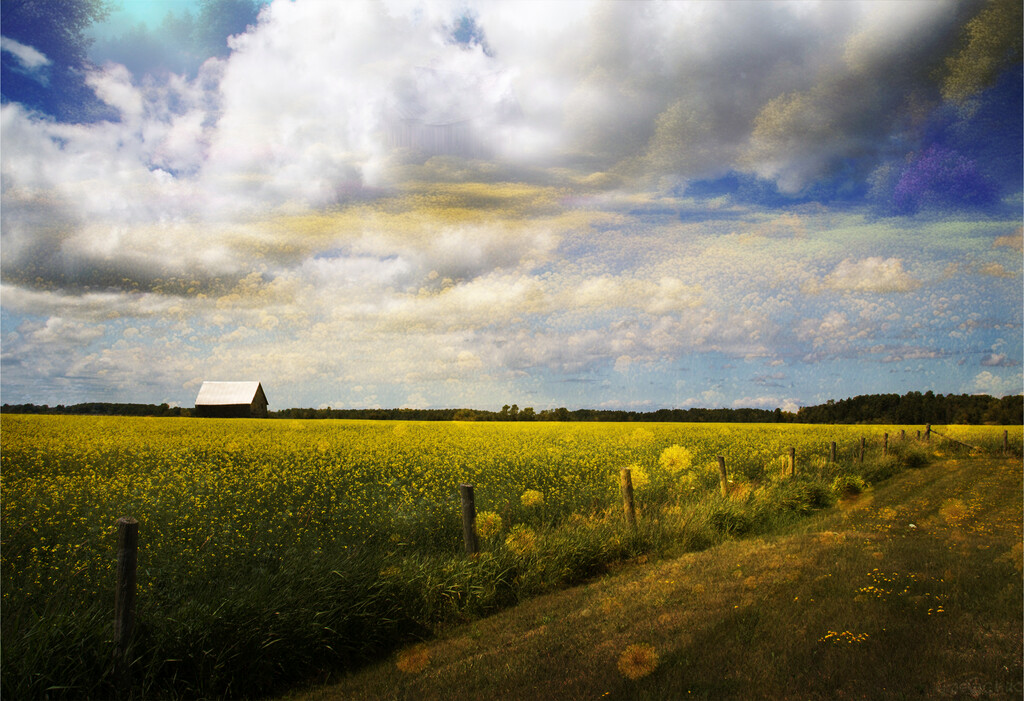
[195,381,267,406]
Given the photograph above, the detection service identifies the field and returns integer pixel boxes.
[1,416,1019,699]
[296,454,1022,700]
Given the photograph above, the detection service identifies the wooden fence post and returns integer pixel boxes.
[114,517,139,692]
[458,485,479,555]
[829,441,837,464]
[917,430,921,440]
[788,447,795,476]
[1004,430,1009,455]
[925,425,931,442]
[859,437,865,464]
[900,429,905,442]
[620,468,636,527]
[717,456,728,497]
[883,433,889,457]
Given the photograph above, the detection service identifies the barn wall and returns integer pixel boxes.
[195,404,252,418]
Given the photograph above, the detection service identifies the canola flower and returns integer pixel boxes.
[622,463,649,490]
[520,489,545,508]
[504,524,538,556]
[476,511,503,539]
[618,643,659,680]
[818,631,870,645]
[1,415,1011,674]
[659,445,693,474]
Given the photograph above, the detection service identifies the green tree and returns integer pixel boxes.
[193,0,260,58]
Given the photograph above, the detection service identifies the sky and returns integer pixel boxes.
[1,0,1021,412]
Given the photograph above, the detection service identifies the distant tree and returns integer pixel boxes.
[193,0,260,58]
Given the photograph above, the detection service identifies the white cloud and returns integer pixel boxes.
[730,395,799,413]
[971,371,1023,397]
[815,257,921,294]
[981,353,1017,367]
[1,35,51,72]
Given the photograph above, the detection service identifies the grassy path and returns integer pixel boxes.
[286,457,1022,700]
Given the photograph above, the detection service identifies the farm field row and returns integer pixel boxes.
[1,415,1018,699]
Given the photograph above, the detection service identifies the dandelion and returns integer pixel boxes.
[504,524,538,556]
[618,643,659,680]
[476,511,503,540]
[396,645,430,673]
[520,489,545,508]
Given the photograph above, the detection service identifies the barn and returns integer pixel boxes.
[194,381,269,418]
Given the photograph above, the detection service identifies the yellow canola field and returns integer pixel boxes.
[1,415,1014,615]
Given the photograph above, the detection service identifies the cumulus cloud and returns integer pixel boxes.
[981,352,1018,367]
[972,370,1023,397]
[0,1,1020,408]
[809,257,921,294]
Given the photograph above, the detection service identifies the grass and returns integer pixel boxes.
[2,420,1019,699]
[284,454,1023,700]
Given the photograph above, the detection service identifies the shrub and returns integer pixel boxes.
[863,455,902,484]
[706,500,755,535]
[831,474,867,498]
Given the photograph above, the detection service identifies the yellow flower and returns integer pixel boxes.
[504,524,537,556]
[622,463,649,490]
[396,644,430,673]
[476,511,503,539]
[618,643,659,680]
[659,445,693,474]
[520,489,545,508]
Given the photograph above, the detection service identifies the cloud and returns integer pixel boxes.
[0,1,1020,409]
[731,395,799,413]
[981,353,1018,367]
[971,370,1023,397]
[810,257,921,294]
[1,35,51,73]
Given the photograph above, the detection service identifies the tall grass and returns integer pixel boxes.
[1,417,1015,699]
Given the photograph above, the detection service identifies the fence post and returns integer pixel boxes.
[925,425,931,442]
[883,433,889,456]
[917,430,921,440]
[788,447,796,476]
[717,456,728,497]
[458,484,479,555]
[859,437,865,464]
[114,517,139,693]
[620,468,636,527]
[900,429,905,442]
[829,441,837,464]
[1004,430,1009,456]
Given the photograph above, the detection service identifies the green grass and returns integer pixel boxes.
[285,455,1023,700]
[2,420,1019,699]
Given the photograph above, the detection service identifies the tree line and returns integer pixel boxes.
[7,391,1017,424]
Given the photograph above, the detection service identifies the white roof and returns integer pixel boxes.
[195,381,265,406]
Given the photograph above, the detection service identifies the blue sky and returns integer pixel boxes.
[1,0,1021,411]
